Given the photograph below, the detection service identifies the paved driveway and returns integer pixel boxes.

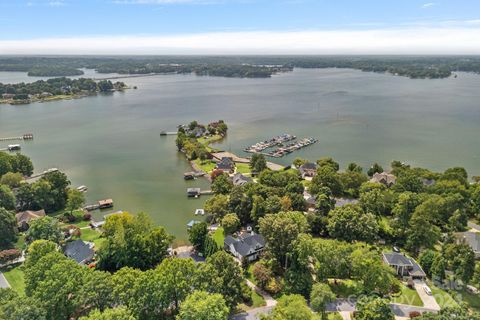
[230,306,273,320]
[0,272,10,289]
[414,280,440,311]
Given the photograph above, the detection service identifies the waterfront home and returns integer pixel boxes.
[232,173,252,186]
[454,232,480,258]
[383,252,426,279]
[224,232,266,262]
[15,209,46,231]
[1,93,15,99]
[98,199,114,209]
[216,157,235,173]
[187,188,201,197]
[63,239,95,265]
[299,162,318,179]
[370,172,396,187]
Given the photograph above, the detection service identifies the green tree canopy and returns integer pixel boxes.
[177,291,229,320]
[0,207,17,249]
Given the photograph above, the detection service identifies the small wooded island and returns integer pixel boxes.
[0,77,127,105]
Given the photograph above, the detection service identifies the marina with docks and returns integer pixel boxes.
[244,134,318,158]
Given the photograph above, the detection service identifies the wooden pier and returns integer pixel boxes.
[160,131,178,136]
[0,133,33,142]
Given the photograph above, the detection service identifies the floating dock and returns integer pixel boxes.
[160,131,178,136]
[0,133,33,142]
[245,135,318,158]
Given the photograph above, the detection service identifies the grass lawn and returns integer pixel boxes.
[328,279,362,298]
[238,287,266,311]
[236,163,252,175]
[246,263,257,285]
[15,234,26,251]
[198,134,223,146]
[327,312,344,320]
[428,281,458,309]
[457,288,480,311]
[391,284,423,306]
[193,159,217,173]
[80,228,102,242]
[251,289,266,308]
[212,227,225,248]
[2,265,25,295]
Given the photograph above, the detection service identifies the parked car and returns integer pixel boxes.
[423,285,432,295]
[393,246,400,253]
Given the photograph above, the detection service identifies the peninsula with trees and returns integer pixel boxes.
[0,77,127,105]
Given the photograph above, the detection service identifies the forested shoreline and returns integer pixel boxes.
[1,56,480,79]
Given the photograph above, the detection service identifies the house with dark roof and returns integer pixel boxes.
[216,157,235,173]
[303,191,316,210]
[232,173,252,186]
[383,252,426,279]
[63,239,95,265]
[455,232,480,258]
[15,209,46,231]
[224,232,266,262]
[370,172,396,187]
[299,162,318,179]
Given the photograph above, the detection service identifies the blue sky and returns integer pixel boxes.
[1,0,480,54]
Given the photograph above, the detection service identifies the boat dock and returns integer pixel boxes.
[160,131,178,136]
[245,136,318,158]
[0,133,33,142]
[24,168,59,181]
[244,133,296,153]
[84,199,114,211]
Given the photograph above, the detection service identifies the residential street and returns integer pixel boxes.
[0,272,10,289]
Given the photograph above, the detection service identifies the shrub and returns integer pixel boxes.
[265,277,283,294]
[409,311,421,318]
[83,212,92,221]
[253,261,273,289]
[0,249,21,264]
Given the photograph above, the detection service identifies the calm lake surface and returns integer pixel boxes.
[1,68,479,241]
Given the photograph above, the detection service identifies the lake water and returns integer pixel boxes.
[1,68,479,241]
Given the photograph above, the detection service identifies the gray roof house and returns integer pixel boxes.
[383,252,426,279]
[216,157,235,173]
[63,239,95,265]
[455,232,480,258]
[232,173,253,186]
[224,233,266,262]
[299,162,318,179]
[370,172,397,187]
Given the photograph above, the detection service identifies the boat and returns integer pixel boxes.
[76,185,88,192]
[7,144,21,151]
[194,209,205,216]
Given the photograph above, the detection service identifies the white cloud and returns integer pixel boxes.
[421,2,436,9]
[1,27,480,55]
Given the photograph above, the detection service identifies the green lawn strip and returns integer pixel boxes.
[236,163,252,175]
[193,159,217,173]
[251,289,266,308]
[457,288,480,311]
[246,263,257,285]
[327,312,344,320]
[328,279,362,298]
[427,281,458,309]
[237,287,266,311]
[390,284,423,306]
[212,227,225,248]
[14,234,26,251]
[1,265,25,295]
